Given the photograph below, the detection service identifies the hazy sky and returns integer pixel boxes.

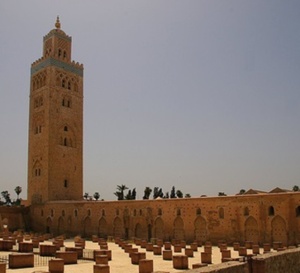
[0,1,299,201]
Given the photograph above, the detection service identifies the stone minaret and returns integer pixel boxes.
[28,17,83,204]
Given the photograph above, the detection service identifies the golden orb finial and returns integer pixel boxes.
[55,16,61,29]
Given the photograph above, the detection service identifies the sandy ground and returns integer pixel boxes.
[2,239,257,273]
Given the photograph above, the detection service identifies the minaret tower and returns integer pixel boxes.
[28,17,83,204]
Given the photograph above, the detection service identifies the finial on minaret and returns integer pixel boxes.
[55,16,61,29]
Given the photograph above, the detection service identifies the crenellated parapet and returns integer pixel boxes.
[31,57,83,76]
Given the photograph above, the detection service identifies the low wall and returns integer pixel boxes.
[186,248,300,273]
[187,262,248,273]
[252,248,300,273]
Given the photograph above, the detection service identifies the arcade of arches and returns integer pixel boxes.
[30,192,300,246]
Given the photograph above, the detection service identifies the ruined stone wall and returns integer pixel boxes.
[188,262,248,273]
[0,206,29,231]
[29,192,300,245]
[252,248,300,273]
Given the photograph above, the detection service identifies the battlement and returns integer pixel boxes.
[31,56,83,76]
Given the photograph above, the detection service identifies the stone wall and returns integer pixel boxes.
[0,206,29,232]
[188,262,248,273]
[29,192,300,245]
[252,248,300,273]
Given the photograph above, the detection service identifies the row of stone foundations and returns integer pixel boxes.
[0,231,296,273]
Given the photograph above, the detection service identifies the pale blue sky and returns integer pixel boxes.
[0,1,299,201]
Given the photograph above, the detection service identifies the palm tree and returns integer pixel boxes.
[14,186,22,200]
[143,187,152,199]
[93,192,100,200]
[114,184,128,200]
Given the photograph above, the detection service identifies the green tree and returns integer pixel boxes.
[83,192,89,200]
[176,190,183,198]
[114,184,128,200]
[218,192,227,196]
[185,193,191,198]
[125,190,132,200]
[293,185,299,192]
[239,189,246,195]
[131,188,136,200]
[93,192,100,200]
[14,186,22,200]
[170,186,176,198]
[1,191,11,205]
[143,187,152,199]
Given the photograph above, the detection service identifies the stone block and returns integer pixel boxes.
[146,243,153,251]
[153,245,162,255]
[238,247,247,256]
[221,249,231,262]
[174,245,182,253]
[173,255,188,269]
[9,253,34,269]
[164,242,171,250]
[18,242,33,253]
[233,242,240,251]
[131,252,146,265]
[163,250,172,260]
[184,248,194,257]
[245,241,253,249]
[40,244,57,256]
[0,262,6,273]
[201,252,212,264]
[94,250,112,261]
[48,258,64,273]
[94,264,110,273]
[95,255,108,265]
[139,259,153,273]
[204,245,212,254]
[190,243,198,251]
[55,251,77,264]
[252,245,260,255]
[65,247,83,259]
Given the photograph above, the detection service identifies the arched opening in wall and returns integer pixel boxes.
[133,209,137,216]
[244,207,249,216]
[158,208,162,216]
[173,216,185,240]
[271,215,287,246]
[98,217,108,238]
[196,208,201,216]
[113,217,123,238]
[244,216,259,244]
[296,206,300,217]
[269,206,275,216]
[57,217,65,236]
[147,224,152,242]
[154,217,164,240]
[46,217,52,234]
[194,216,207,243]
[135,223,143,239]
[83,217,92,238]
[176,209,181,216]
[219,208,224,219]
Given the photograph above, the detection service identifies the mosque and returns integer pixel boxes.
[6,18,300,246]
